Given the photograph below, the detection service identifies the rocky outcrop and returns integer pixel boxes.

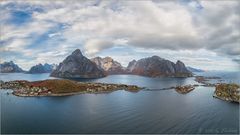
[214,83,240,103]
[28,63,55,74]
[50,49,106,78]
[126,56,192,77]
[0,61,24,73]
[91,57,125,74]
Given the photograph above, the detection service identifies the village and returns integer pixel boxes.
[0,78,239,103]
[0,79,142,96]
[0,80,52,96]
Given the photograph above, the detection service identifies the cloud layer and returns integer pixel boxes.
[0,0,239,71]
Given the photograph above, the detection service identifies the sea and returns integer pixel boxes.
[0,71,239,134]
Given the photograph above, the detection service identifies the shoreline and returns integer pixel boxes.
[12,89,138,97]
[0,79,143,97]
[1,75,239,102]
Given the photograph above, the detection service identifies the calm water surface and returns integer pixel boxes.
[0,72,239,134]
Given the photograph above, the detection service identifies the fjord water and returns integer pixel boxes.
[1,72,239,134]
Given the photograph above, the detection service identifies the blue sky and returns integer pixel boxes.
[0,0,239,71]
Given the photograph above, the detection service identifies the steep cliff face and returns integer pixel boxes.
[126,56,192,77]
[50,49,106,78]
[28,63,54,74]
[126,60,137,73]
[91,57,125,74]
[0,61,24,73]
[174,60,193,77]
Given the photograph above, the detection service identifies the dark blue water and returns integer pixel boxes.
[0,72,239,134]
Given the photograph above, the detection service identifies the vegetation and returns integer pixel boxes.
[175,85,195,94]
[214,83,240,103]
[0,79,143,96]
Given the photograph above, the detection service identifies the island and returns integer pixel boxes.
[213,83,240,103]
[194,76,221,86]
[0,79,143,97]
[175,85,195,94]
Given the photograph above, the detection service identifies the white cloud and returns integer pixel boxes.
[0,0,239,70]
[48,32,61,38]
[84,39,114,56]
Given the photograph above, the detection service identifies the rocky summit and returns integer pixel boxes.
[91,56,125,74]
[50,49,106,78]
[0,61,24,73]
[126,56,192,77]
[28,63,55,74]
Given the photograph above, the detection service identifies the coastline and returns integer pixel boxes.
[1,79,143,97]
[12,89,138,97]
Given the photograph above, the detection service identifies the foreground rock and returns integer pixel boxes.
[0,79,142,96]
[213,83,240,103]
[175,85,195,94]
[91,56,125,74]
[0,61,24,73]
[51,49,106,78]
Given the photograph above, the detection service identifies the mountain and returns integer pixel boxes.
[0,61,24,73]
[126,56,192,77]
[126,60,137,73]
[28,63,55,74]
[51,49,106,78]
[91,57,125,74]
[187,66,204,72]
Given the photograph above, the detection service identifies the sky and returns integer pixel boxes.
[0,0,239,71]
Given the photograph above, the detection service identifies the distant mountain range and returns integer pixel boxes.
[51,49,192,78]
[187,66,205,72]
[1,49,193,78]
[28,63,56,74]
[0,61,56,74]
[0,61,24,73]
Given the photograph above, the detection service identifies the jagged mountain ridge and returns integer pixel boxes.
[0,61,24,73]
[28,63,55,74]
[91,56,125,75]
[126,56,192,77]
[50,49,106,78]
[2,49,192,78]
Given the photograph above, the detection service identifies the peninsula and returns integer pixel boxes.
[0,79,143,96]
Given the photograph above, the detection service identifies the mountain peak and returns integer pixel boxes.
[126,56,192,77]
[104,56,113,61]
[151,55,164,60]
[91,56,124,74]
[176,60,183,63]
[176,60,184,65]
[51,49,106,78]
[0,61,24,73]
[151,55,160,58]
[72,49,83,56]
[28,63,54,74]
